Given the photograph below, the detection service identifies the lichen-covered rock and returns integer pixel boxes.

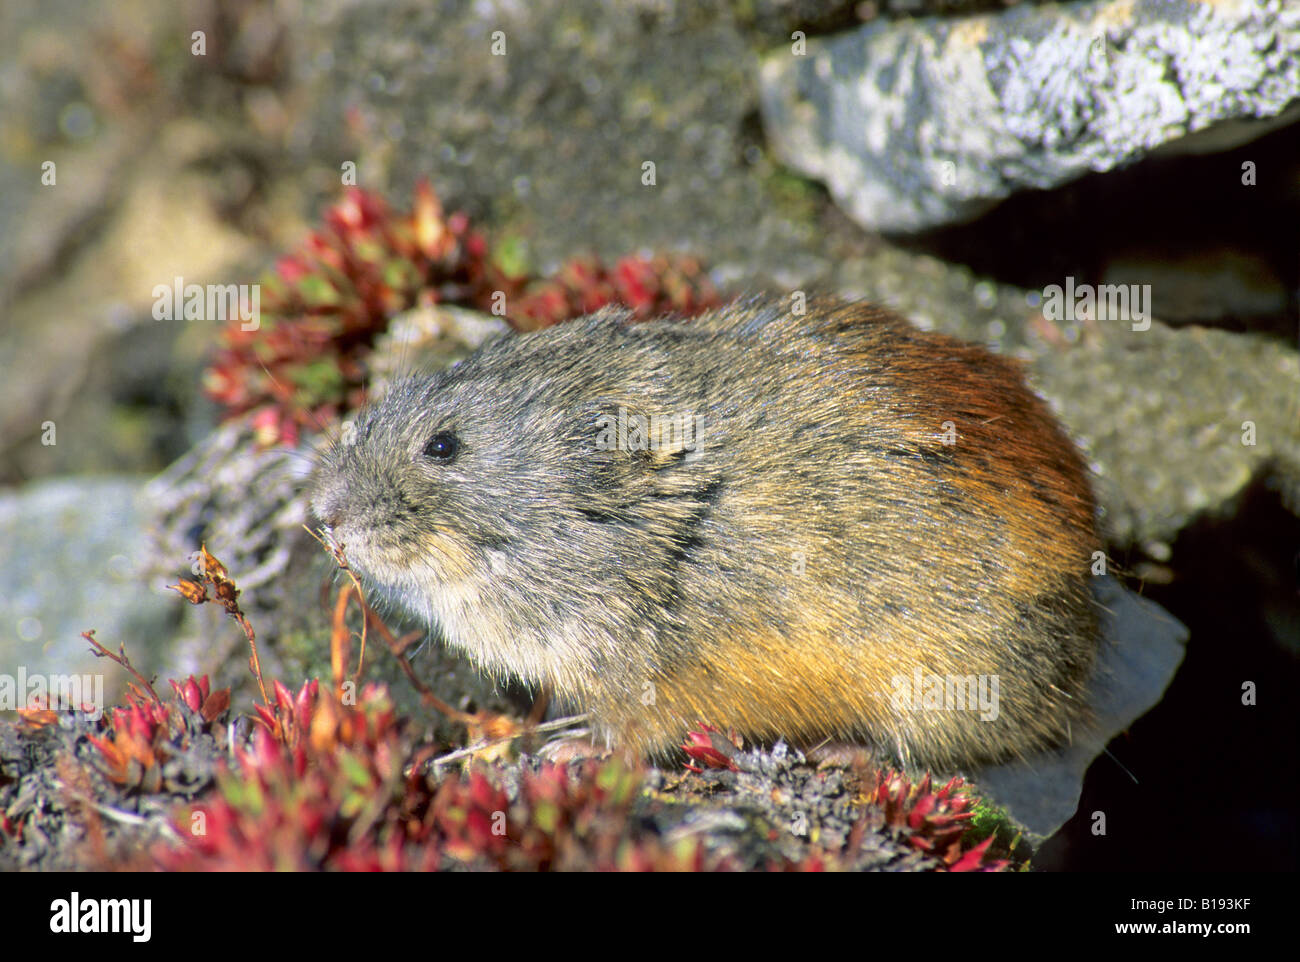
[759,0,1300,232]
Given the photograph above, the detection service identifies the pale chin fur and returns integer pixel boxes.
[343,537,596,699]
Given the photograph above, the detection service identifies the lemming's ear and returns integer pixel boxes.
[576,398,706,470]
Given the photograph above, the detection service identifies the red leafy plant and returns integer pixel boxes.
[84,675,231,795]
[510,251,717,329]
[155,681,715,871]
[868,770,1009,872]
[681,722,741,772]
[52,657,1008,872]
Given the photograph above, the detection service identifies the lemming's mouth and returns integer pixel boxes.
[320,525,402,577]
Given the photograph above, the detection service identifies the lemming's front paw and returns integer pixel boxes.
[535,731,613,763]
[802,741,885,769]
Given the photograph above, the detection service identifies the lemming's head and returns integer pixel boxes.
[308,313,704,615]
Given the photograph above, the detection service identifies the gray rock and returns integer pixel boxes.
[290,0,804,279]
[759,0,1300,232]
[0,477,176,706]
[66,0,1286,555]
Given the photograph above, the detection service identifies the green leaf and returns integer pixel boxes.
[490,234,532,279]
[298,273,340,307]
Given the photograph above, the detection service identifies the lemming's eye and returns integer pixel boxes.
[423,431,459,463]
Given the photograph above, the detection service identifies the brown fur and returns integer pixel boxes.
[311,298,1101,769]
